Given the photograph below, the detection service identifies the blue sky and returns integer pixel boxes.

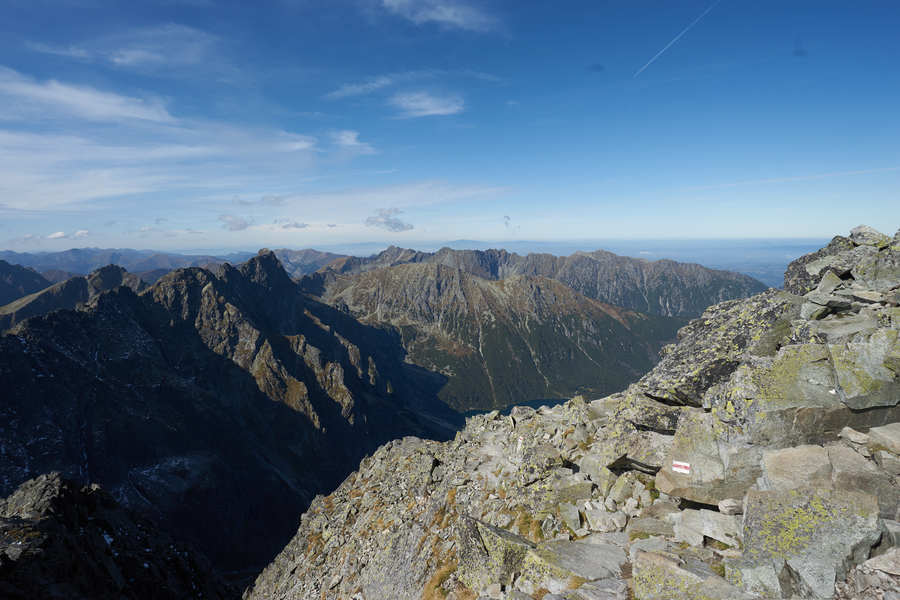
[0,0,898,251]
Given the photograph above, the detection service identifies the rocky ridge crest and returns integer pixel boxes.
[0,264,145,331]
[246,226,900,600]
[313,245,767,318]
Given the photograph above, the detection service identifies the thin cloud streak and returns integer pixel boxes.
[686,166,900,191]
[634,0,722,78]
[0,66,174,123]
[381,0,498,32]
[390,91,463,117]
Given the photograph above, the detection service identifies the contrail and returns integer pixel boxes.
[634,0,723,78]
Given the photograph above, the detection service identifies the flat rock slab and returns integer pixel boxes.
[633,551,754,600]
[528,540,626,581]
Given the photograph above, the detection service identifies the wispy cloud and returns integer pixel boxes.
[218,214,252,231]
[0,66,174,123]
[331,130,376,155]
[27,24,223,75]
[382,0,498,32]
[325,74,409,100]
[390,91,463,117]
[324,69,498,100]
[365,207,414,231]
[46,231,66,239]
[274,218,309,230]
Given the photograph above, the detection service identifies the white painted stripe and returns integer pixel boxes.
[672,461,691,474]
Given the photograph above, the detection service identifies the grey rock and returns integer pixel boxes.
[734,488,882,599]
[827,444,900,520]
[717,498,742,515]
[559,502,581,532]
[633,551,754,600]
[873,449,900,476]
[838,426,870,445]
[673,509,740,548]
[850,225,892,248]
[760,445,832,491]
[868,422,900,454]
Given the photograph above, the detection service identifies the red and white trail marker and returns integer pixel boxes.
[672,461,691,475]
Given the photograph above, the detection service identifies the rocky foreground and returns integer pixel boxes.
[246,226,900,600]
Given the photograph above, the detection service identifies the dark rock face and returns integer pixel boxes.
[271,249,347,278]
[315,245,768,318]
[312,262,685,411]
[0,264,145,331]
[0,260,50,306]
[0,251,455,574]
[0,473,233,600]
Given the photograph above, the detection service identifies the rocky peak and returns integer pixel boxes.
[238,249,295,291]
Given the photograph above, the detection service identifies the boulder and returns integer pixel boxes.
[850,225,892,249]
[729,488,881,598]
[827,445,900,520]
[457,517,535,590]
[672,508,741,549]
[868,422,900,455]
[759,445,832,491]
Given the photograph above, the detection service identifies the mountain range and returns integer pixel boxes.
[0,251,457,575]
[309,262,684,410]
[313,245,767,317]
[0,242,769,584]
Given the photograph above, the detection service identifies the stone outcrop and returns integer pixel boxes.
[246,226,899,600]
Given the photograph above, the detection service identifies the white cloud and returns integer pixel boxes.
[28,24,221,74]
[0,66,174,123]
[382,0,497,32]
[325,74,400,99]
[331,130,376,155]
[325,69,499,100]
[218,214,251,231]
[47,231,66,239]
[73,229,89,238]
[389,91,463,117]
[365,208,414,231]
[274,218,309,230]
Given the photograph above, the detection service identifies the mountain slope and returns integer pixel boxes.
[0,265,145,332]
[0,251,455,574]
[317,245,768,317]
[247,226,900,600]
[313,262,685,410]
[0,260,50,305]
